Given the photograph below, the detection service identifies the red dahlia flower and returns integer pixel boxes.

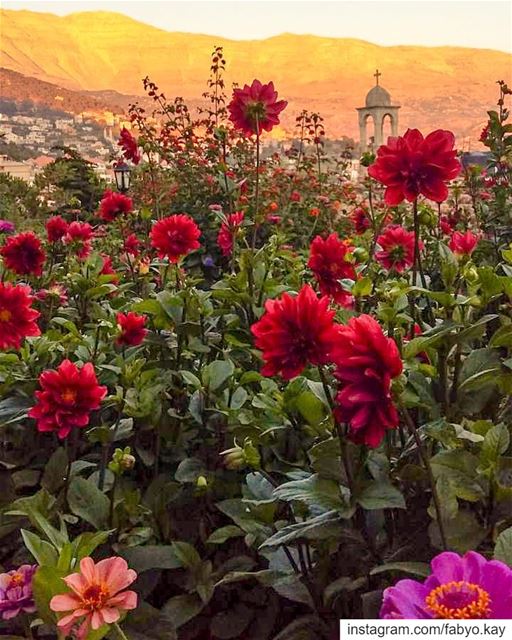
[150,214,201,263]
[64,222,94,260]
[228,79,287,137]
[116,312,147,346]
[0,283,40,350]
[332,314,402,447]
[123,233,141,257]
[350,207,371,234]
[449,230,480,256]
[217,211,244,257]
[308,233,357,308]
[0,232,46,276]
[100,255,119,285]
[28,359,107,439]
[368,129,461,205]
[118,127,141,164]
[376,225,419,273]
[98,190,133,222]
[251,284,340,380]
[46,216,69,243]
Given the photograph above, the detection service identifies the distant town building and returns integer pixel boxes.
[0,156,35,181]
[357,70,400,151]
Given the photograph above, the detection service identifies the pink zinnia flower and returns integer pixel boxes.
[0,564,37,620]
[228,79,287,137]
[381,551,512,619]
[50,557,137,639]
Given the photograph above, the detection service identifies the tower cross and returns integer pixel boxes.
[374,69,381,86]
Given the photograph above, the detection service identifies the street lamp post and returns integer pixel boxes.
[114,161,131,194]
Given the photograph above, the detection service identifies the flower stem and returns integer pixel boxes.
[251,119,260,250]
[113,622,130,640]
[400,406,448,550]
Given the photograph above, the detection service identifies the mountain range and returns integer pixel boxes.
[1,8,512,144]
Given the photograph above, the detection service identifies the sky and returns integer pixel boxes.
[3,0,512,52]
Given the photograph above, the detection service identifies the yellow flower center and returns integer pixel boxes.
[425,581,491,619]
[10,572,24,587]
[0,309,12,322]
[61,388,77,403]
[82,583,110,610]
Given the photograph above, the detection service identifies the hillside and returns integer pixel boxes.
[2,8,511,142]
[0,68,126,117]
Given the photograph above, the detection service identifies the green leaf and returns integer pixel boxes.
[207,525,245,544]
[273,474,350,515]
[494,527,512,567]
[120,545,182,573]
[21,529,58,566]
[171,540,202,568]
[202,359,234,391]
[162,594,204,629]
[72,530,112,562]
[370,562,431,578]
[124,601,177,640]
[438,242,458,288]
[67,477,110,529]
[31,566,66,625]
[41,447,68,493]
[211,603,253,638]
[430,450,485,502]
[295,391,327,427]
[175,457,206,483]
[480,423,510,471]
[356,482,406,510]
[352,276,372,297]
[429,511,487,553]
[259,511,352,548]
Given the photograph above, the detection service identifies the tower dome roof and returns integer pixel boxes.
[365,85,391,107]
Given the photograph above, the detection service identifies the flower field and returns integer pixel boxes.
[1,50,512,639]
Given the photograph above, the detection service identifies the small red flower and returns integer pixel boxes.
[449,230,480,256]
[376,226,419,273]
[290,191,301,203]
[217,212,244,257]
[118,128,141,164]
[228,79,287,136]
[309,207,320,217]
[0,232,46,276]
[116,312,147,346]
[251,284,340,380]
[0,282,40,350]
[368,129,461,205]
[308,233,356,308]
[479,124,490,144]
[64,222,94,260]
[28,360,107,439]
[332,314,402,447]
[123,233,141,257]
[98,190,133,222]
[350,207,371,234]
[35,284,68,306]
[150,214,201,263]
[46,216,69,243]
[100,255,119,285]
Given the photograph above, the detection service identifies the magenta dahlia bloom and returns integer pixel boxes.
[380,551,512,619]
[0,564,37,620]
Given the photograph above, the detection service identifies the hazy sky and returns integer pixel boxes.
[3,0,512,52]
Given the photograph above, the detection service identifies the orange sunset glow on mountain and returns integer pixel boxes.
[2,7,511,144]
